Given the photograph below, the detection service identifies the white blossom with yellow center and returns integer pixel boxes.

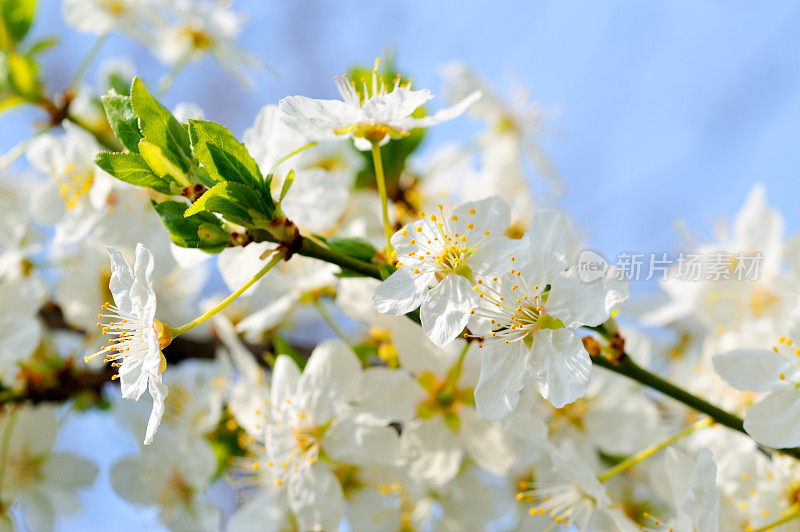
[279,58,481,151]
[713,327,800,448]
[373,196,516,348]
[264,340,403,532]
[469,209,629,419]
[85,244,168,445]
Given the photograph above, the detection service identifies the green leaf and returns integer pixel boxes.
[105,70,130,96]
[153,200,229,250]
[327,236,377,263]
[1,0,36,47]
[188,119,269,195]
[378,263,397,281]
[138,139,190,189]
[0,93,24,115]
[278,169,295,202]
[26,35,56,55]
[273,336,307,370]
[95,152,174,195]
[6,52,39,98]
[101,91,143,153]
[130,77,192,171]
[185,181,269,227]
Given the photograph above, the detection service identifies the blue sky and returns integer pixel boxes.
[3,1,800,529]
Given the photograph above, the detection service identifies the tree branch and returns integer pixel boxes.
[590,336,800,460]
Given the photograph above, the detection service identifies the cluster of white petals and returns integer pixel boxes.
[4,3,800,531]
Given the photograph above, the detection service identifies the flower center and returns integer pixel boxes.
[181,26,213,50]
[84,302,167,381]
[101,0,128,15]
[267,407,331,485]
[415,370,474,432]
[471,277,546,347]
[3,453,42,492]
[58,164,94,210]
[158,470,195,508]
[749,283,779,317]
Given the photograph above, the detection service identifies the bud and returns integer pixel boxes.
[582,336,601,356]
[197,222,230,246]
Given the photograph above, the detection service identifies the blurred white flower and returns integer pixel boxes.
[27,122,115,247]
[0,406,98,532]
[111,433,220,531]
[155,0,259,85]
[265,340,401,530]
[0,277,45,388]
[713,329,800,448]
[62,0,157,40]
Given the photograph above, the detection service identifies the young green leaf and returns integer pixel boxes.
[188,119,272,208]
[138,139,192,189]
[6,52,39,98]
[272,335,307,370]
[153,200,229,251]
[95,152,175,195]
[185,181,271,227]
[130,77,192,171]
[0,0,36,47]
[278,169,295,202]
[101,91,143,153]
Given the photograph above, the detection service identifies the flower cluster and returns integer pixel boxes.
[2,2,800,531]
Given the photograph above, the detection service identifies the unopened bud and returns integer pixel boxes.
[582,336,601,356]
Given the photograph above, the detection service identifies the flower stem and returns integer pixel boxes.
[295,236,383,279]
[313,298,354,347]
[170,249,286,337]
[597,417,712,482]
[69,33,109,89]
[750,508,800,532]
[271,141,318,174]
[370,142,394,256]
[65,112,119,151]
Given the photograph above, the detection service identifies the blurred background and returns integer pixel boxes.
[3,1,800,529]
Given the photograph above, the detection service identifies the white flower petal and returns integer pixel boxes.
[362,87,433,124]
[356,367,422,423]
[324,420,401,466]
[520,209,571,281]
[143,378,167,445]
[547,266,629,328]
[530,329,591,408]
[271,355,301,406]
[105,245,135,313]
[401,419,463,487]
[287,463,344,532]
[712,349,791,392]
[372,268,432,316]
[453,195,510,239]
[680,448,720,532]
[227,490,288,532]
[474,340,528,421]
[279,95,362,139]
[743,389,800,448]
[297,339,361,421]
[420,274,475,348]
[402,90,481,129]
[459,408,515,476]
